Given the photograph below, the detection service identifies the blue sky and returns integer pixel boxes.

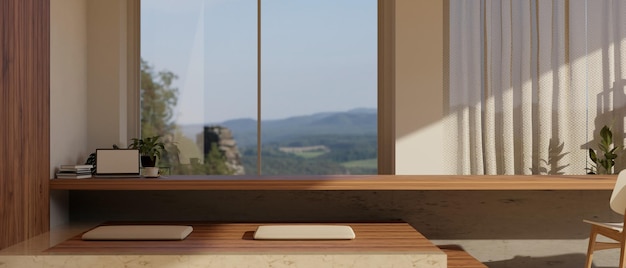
[141,0,377,124]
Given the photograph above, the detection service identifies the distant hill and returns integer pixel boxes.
[179,108,377,148]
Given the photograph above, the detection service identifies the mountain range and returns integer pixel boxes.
[179,108,377,148]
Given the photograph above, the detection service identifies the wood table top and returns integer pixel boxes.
[49,174,617,191]
[46,222,443,255]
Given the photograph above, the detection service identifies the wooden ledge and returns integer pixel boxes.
[49,175,616,191]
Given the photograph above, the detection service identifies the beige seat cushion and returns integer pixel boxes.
[82,225,193,240]
[253,225,355,240]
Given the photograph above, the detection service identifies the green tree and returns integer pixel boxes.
[140,59,180,169]
[205,143,235,175]
[140,59,178,138]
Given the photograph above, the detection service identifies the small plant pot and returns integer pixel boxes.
[143,167,160,178]
[141,156,156,168]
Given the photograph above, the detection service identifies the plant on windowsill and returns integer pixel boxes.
[587,125,619,175]
[129,135,165,177]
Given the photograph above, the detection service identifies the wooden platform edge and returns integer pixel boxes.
[49,175,617,191]
[438,245,487,268]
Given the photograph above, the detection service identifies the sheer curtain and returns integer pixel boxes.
[446,0,626,175]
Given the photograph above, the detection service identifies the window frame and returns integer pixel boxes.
[127,0,395,175]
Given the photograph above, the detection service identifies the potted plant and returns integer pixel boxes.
[129,135,165,177]
[587,125,619,174]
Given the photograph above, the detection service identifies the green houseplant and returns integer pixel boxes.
[129,135,165,168]
[587,125,619,174]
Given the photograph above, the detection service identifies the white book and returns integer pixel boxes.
[58,168,92,173]
[60,164,93,169]
[55,173,92,179]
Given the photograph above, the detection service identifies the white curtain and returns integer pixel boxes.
[446,0,626,175]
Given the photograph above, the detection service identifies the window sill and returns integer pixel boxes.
[49,175,616,191]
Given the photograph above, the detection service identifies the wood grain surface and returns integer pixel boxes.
[50,174,616,191]
[0,0,50,250]
[46,222,443,254]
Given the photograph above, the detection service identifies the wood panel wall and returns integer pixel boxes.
[0,0,50,250]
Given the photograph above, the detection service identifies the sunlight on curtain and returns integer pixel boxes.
[446,0,626,175]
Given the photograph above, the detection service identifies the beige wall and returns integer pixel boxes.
[86,0,130,150]
[50,0,132,228]
[49,0,88,228]
[394,0,445,174]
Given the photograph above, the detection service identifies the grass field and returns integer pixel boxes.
[342,158,377,169]
[293,151,328,158]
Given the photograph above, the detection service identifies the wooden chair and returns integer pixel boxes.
[584,169,626,268]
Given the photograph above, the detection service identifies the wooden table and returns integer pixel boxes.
[3,222,448,267]
[47,222,442,254]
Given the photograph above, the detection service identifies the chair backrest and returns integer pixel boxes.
[610,169,626,215]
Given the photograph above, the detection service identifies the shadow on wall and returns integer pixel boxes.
[484,254,612,268]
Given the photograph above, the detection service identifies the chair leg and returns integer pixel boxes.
[619,239,626,268]
[586,228,598,268]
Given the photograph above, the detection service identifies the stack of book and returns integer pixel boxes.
[56,164,93,179]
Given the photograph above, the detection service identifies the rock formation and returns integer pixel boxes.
[202,126,245,175]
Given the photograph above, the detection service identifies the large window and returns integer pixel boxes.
[140,0,378,175]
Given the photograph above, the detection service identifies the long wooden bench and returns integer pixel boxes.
[47,222,442,254]
[439,245,487,268]
[36,222,448,267]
